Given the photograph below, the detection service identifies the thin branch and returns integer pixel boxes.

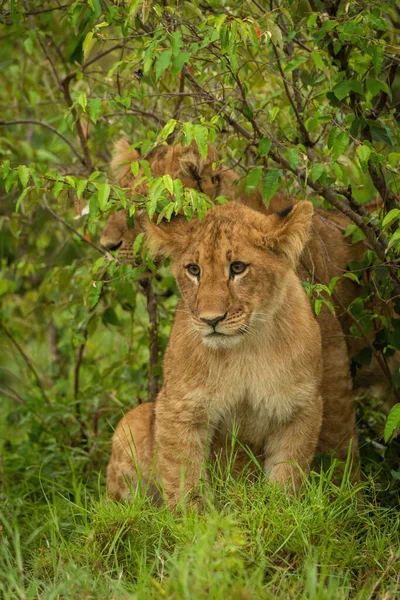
[0,386,25,406]
[271,44,313,147]
[24,4,71,16]
[62,43,124,86]
[74,327,89,447]
[172,73,186,120]
[101,107,166,126]
[61,77,93,171]
[42,196,105,255]
[1,323,50,405]
[0,119,85,164]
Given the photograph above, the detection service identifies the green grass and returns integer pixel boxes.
[1,446,399,600]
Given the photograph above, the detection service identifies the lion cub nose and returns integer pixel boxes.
[200,313,227,328]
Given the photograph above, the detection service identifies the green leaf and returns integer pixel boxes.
[159,119,177,141]
[314,299,322,316]
[76,179,87,199]
[102,307,120,327]
[356,144,371,172]
[88,98,102,123]
[170,31,182,57]
[171,52,191,78]
[193,125,208,159]
[5,171,17,193]
[268,20,283,49]
[131,161,139,177]
[287,148,299,170]
[333,80,353,101]
[86,280,103,310]
[1,159,10,180]
[53,178,64,198]
[183,122,194,145]
[310,163,325,182]
[311,51,324,70]
[384,403,400,442]
[16,186,30,211]
[245,167,262,194]
[368,122,394,147]
[350,80,364,96]
[173,178,183,210]
[258,138,272,157]
[65,176,76,188]
[97,183,111,210]
[331,131,350,160]
[77,93,87,111]
[146,196,158,220]
[133,232,145,257]
[18,165,29,188]
[92,256,106,274]
[333,79,363,100]
[155,50,172,81]
[387,229,400,250]
[366,78,382,98]
[24,37,33,56]
[163,174,174,194]
[382,209,400,228]
[262,169,281,204]
[82,31,96,59]
[371,44,384,75]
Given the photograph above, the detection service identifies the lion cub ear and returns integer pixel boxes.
[143,214,190,259]
[266,201,313,266]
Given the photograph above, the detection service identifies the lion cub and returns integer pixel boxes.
[107,202,323,506]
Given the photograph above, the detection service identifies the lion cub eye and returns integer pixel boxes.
[230,261,248,276]
[186,264,200,277]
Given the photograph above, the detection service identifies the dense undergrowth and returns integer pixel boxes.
[1,444,400,599]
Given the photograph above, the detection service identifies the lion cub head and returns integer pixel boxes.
[111,137,223,198]
[146,202,313,349]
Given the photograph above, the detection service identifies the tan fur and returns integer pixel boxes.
[109,137,265,207]
[107,202,354,507]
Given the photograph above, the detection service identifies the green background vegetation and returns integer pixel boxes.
[0,0,400,597]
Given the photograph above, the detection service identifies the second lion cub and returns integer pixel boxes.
[107,202,323,507]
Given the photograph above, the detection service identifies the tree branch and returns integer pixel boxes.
[42,196,105,255]
[0,119,85,164]
[73,327,89,447]
[0,386,25,406]
[1,324,50,405]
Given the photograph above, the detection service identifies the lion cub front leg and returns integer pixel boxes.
[107,402,157,501]
[264,402,323,491]
[154,397,210,508]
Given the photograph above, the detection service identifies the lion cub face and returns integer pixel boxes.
[146,202,313,350]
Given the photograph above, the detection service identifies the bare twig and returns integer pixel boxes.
[101,108,166,126]
[74,327,89,447]
[1,323,50,405]
[0,386,25,406]
[271,44,313,147]
[24,4,71,16]
[0,119,85,164]
[62,43,124,87]
[42,196,105,255]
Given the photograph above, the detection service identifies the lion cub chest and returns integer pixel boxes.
[203,348,312,438]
